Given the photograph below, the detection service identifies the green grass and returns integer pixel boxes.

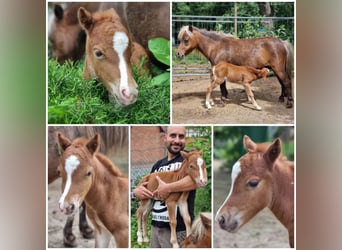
[48,59,170,124]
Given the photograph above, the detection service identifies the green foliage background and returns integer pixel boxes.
[173,2,294,43]
[214,126,294,172]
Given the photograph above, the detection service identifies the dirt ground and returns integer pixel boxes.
[172,72,294,124]
[213,160,290,248]
[48,178,116,248]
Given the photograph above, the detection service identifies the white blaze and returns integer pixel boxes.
[197,157,204,182]
[113,32,129,97]
[215,160,241,220]
[59,155,80,210]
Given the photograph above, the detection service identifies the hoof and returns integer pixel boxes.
[221,96,229,102]
[63,233,77,248]
[278,96,285,102]
[80,225,94,239]
[286,101,293,108]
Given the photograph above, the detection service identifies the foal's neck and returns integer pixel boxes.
[269,161,294,229]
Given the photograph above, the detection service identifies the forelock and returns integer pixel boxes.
[178,25,193,40]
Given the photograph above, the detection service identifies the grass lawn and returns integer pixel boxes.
[48,59,170,124]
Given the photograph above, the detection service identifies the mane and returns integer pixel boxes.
[190,212,211,240]
[178,25,238,41]
[197,28,238,40]
[177,25,193,40]
[95,153,125,177]
[93,8,122,24]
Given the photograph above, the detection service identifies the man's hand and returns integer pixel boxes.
[153,176,170,200]
[134,181,153,200]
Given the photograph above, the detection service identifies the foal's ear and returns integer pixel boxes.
[86,133,100,155]
[54,4,64,21]
[78,7,93,31]
[243,135,257,152]
[188,24,193,32]
[264,138,282,164]
[57,132,71,151]
[180,151,189,159]
[200,213,212,229]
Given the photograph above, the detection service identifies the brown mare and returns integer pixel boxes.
[215,135,294,247]
[136,150,208,248]
[181,212,212,248]
[48,2,100,64]
[49,127,128,247]
[57,132,129,247]
[207,62,269,110]
[176,25,294,108]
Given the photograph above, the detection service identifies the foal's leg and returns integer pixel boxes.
[63,215,77,247]
[178,193,191,236]
[243,82,262,110]
[206,80,220,109]
[142,200,153,243]
[166,201,179,248]
[79,202,94,239]
[95,227,112,248]
[136,199,152,245]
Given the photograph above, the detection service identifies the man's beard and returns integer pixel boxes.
[167,143,184,155]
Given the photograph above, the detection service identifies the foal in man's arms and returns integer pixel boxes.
[206,61,269,110]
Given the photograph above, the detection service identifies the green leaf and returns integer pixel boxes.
[151,72,170,86]
[148,38,170,66]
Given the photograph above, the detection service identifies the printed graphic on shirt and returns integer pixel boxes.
[151,161,182,222]
[155,162,182,172]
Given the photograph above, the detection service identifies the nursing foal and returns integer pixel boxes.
[206,62,269,110]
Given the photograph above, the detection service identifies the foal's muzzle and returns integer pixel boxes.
[175,51,185,60]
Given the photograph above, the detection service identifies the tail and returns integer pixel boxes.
[282,40,294,82]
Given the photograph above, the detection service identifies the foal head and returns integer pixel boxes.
[181,212,212,248]
[181,150,208,187]
[78,7,138,106]
[215,135,282,233]
[57,132,100,215]
[176,25,198,60]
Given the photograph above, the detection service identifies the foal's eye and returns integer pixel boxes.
[94,49,104,59]
[247,179,259,188]
[86,171,92,177]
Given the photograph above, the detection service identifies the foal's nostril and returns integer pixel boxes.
[70,203,75,212]
[218,215,225,227]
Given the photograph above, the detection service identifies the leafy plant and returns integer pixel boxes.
[148,38,170,87]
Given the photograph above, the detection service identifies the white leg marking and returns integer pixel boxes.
[59,155,80,210]
[113,32,129,97]
[215,160,241,220]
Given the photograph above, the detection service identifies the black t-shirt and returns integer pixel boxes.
[150,153,196,231]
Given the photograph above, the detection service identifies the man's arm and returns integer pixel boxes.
[133,181,154,200]
[153,175,199,200]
